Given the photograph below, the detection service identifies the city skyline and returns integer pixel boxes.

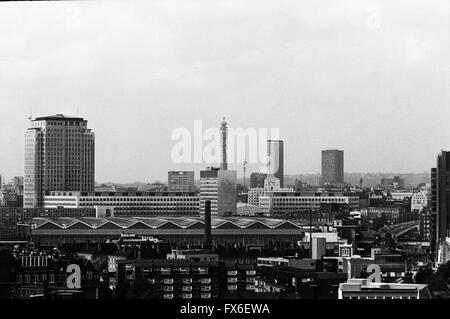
[0,0,448,182]
[0,112,439,184]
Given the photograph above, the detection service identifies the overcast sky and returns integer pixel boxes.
[0,0,449,183]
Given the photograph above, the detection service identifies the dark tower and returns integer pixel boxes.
[204,200,212,249]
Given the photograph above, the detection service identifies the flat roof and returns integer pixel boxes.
[34,114,85,121]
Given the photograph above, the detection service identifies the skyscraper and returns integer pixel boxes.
[24,114,95,208]
[168,171,195,192]
[432,151,450,248]
[321,149,344,187]
[267,140,284,187]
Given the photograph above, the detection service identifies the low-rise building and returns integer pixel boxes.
[44,191,200,217]
[338,278,431,299]
[258,192,359,217]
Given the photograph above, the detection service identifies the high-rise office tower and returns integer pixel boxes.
[24,114,95,208]
[321,149,344,186]
[200,167,236,216]
[432,151,450,248]
[267,140,284,187]
[168,171,195,192]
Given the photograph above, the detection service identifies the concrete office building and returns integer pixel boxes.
[248,177,294,207]
[168,171,195,192]
[43,191,200,217]
[258,192,359,217]
[200,168,237,216]
[24,114,95,208]
[321,149,344,187]
[267,140,284,187]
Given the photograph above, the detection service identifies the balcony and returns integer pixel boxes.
[201,293,211,299]
[198,267,208,274]
[182,286,193,292]
[163,278,174,285]
[182,278,193,284]
[163,286,174,292]
[227,285,238,291]
[201,278,211,284]
[201,286,211,292]
[160,268,171,275]
[227,270,238,276]
[163,294,173,299]
[227,277,238,283]
[182,293,193,299]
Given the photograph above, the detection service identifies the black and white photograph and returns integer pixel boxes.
[0,0,449,315]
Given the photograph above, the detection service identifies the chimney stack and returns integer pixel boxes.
[204,200,212,249]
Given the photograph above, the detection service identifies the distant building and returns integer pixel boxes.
[381,176,405,190]
[249,173,267,188]
[258,192,359,217]
[199,167,236,216]
[11,176,24,195]
[24,114,95,208]
[0,188,23,207]
[321,150,344,187]
[411,192,428,211]
[248,177,294,207]
[43,191,199,217]
[390,192,413,201]
[168,171,195,192]
[363,207,400,221]
[267,140,284,187]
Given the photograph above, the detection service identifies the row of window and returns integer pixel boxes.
[163,293,211,299]
[342,295,417,299]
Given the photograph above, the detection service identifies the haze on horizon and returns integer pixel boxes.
[0,0,449,183]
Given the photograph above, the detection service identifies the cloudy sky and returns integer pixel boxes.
[0,0,448,183]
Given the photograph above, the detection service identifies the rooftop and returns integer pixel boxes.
[34,114,85,122]
[28,216,303,231]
